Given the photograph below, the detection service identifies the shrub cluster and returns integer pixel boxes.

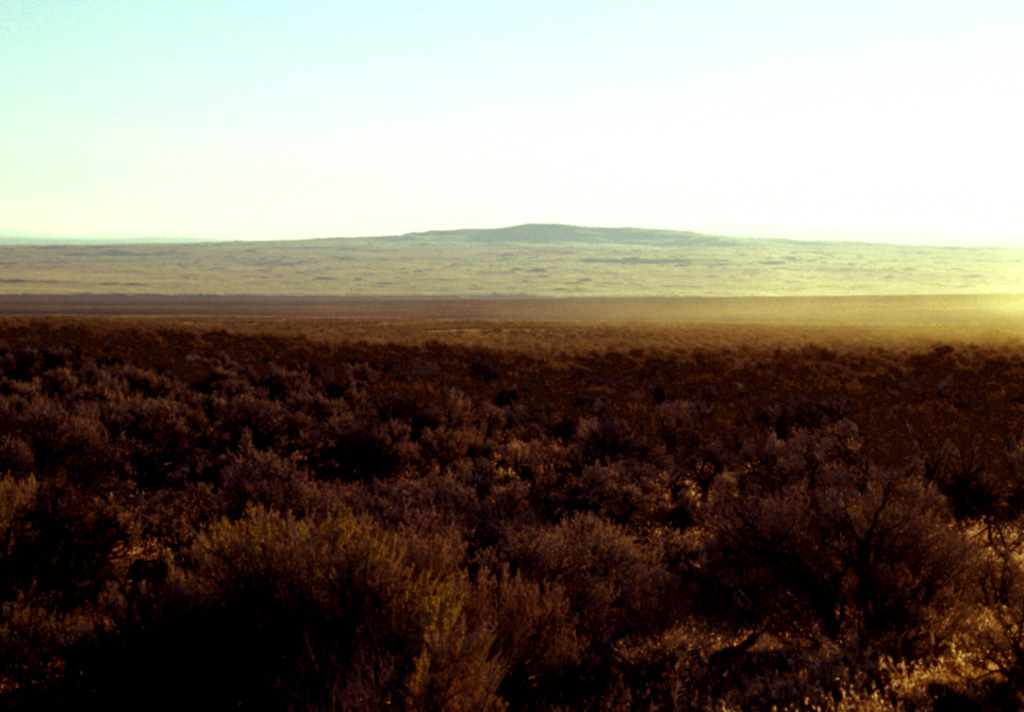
[1,320,1024,710]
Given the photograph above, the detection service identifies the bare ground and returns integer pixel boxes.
[2,293,1023,323]
[1,294,1022,352]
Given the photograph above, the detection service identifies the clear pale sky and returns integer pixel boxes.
[3,1,1023,245]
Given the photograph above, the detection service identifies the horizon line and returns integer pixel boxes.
[2,223,1023,249]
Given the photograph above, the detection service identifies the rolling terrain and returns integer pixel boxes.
[3,224,1024,299]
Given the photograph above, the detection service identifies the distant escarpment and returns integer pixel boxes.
[2,223,1023,298]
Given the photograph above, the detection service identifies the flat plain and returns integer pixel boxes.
[4,225,1024,298]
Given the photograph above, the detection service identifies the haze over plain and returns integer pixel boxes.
[2,226,1023,310]
[3,1,1023,246]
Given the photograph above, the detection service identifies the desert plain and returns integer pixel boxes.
[3,226,1024,710]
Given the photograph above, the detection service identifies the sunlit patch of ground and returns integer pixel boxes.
[1,293,1021,352]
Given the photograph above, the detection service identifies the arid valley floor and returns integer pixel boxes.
[3,226,1024,709]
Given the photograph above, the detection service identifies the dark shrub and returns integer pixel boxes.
[701,440,974,657]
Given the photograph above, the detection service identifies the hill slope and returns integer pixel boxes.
[1,224,1023,298]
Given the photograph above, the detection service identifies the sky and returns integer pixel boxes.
[3,0,1023,246]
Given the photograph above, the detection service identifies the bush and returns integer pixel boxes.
[62,506,504,711]
[3,319,1024,709]
[701,434,974,658]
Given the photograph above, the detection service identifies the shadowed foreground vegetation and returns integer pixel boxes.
[2,317,1024,710]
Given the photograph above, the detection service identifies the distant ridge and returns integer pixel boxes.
[2,224,1023,298]
[5,224,1023,249]
[401,224,735,247]
[0,231,215,246]
[0,224,738,247]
